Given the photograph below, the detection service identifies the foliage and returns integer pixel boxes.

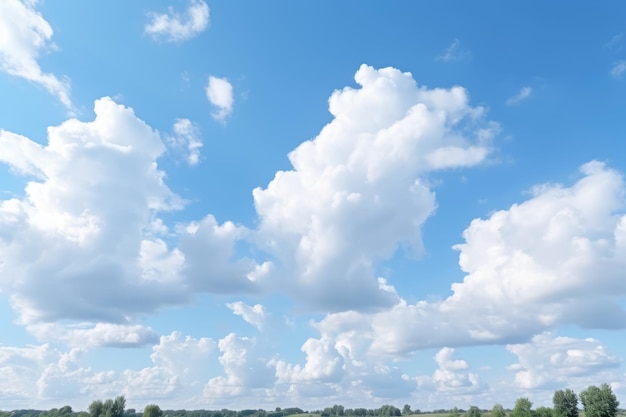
[403,406,412,416]
[535,407,553,417]
[88,396,126,417]
[580,384,620,417]
[511,398,533,417]
[491,404,506,417]
[378,406,401,417]
[467,407,481,417]
[553,389,578,417]
[448,408,460,417]
[143,405,163,417]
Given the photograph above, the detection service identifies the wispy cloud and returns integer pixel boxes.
[145,0,210,43]
[206,75,234,122]
[167,118,203,166]
[611,60,626,79]
[604,32,624,50]
[0,0,72,108]
[506,86,533,106]
[436,39,470,62]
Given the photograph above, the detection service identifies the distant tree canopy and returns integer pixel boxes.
[143,405,163,417]
[467,406,481,417]
[580,384,620,417]
[491,404,506,417]
[88,396,126,417]
[511,398,533,417]
[535,406,553,417]
[553,388,578,417]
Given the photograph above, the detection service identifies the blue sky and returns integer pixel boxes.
[1,0,626,412]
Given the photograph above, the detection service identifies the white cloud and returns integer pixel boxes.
[145,0,210,43]
[432,348,482,394]
[506,86,533,105]
[166,118,203,166]
[206,76,234,121]
[507,333,621,390]
[0,331,216,408]
[0,97,184,326]
[227,302,267,331]
[25,322,159,348]
[0,97,263,342]
[252,64,498,312]
[273,336,346,384]
[203,333,274,398]
[306,161,626,360]
[0,0,72,107]
[436,39,470,62]
[611,60,626,79]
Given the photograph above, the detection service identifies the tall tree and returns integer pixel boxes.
[89,400,104,417]
[511,398,533,417]
[491,404,506,417]
[143,405,163,417]
[402,406,412,416]
[467,406,481,417]
[580,384,619,417]
[553,389,578,417]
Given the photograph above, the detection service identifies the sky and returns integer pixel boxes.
[1,0,626,412]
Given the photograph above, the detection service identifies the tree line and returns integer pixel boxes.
[1,383,621,417]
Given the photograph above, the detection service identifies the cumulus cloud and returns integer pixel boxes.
[611,60,626,79]
[206,76,234,121]
[253,64,498,312]
[203,333,274,398]
[0,65,500,339]
[432,348,482,393]
[273,336,345,384]
[507,333,621,390]
[307,161,626,359]
[145,0,210,43]
[0,0,71,107]
[436,39,470,62]
[0,97,263,343]
[506,86,533,105]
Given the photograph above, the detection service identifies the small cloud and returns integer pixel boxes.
[167,118,203,166]
[436,39,470,62]
[206,75,234,122]
[145,0,210,43]
[227,301,267,331]
[506,86,532,106]
[610,60,626,79]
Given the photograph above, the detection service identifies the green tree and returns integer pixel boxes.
[402,406,412,416]
[511,398,533,417]
[580,384,619,417]
[553,389,578,417]
[143,405,163,417]
[491,404,506,417]
[90,400,104,417]
[448,407,460,417]
[535,407,553,417]
[467,407,481,417]
[111,396,126,417]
